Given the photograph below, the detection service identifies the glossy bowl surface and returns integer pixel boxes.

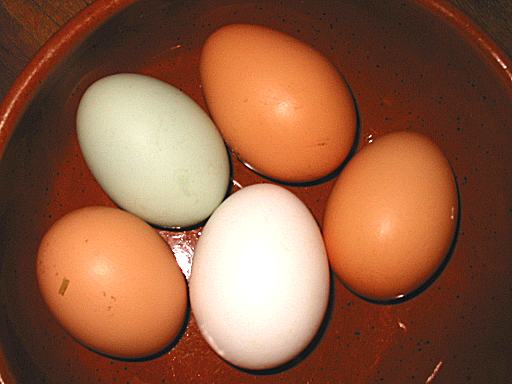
[0,0,511,383]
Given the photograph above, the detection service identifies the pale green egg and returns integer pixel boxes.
[77,73,230,228]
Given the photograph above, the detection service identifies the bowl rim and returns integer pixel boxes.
[0,0,138,161]
[418,0,512,84]
[0,0,511,382]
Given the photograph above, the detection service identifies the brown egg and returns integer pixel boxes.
[323,131,458,301]
[200,24,356,183]
[36,206,188,359]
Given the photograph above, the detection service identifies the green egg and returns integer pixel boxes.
[77,73,230,228]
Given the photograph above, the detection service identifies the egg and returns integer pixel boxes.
[200,24,356,183]
[189,183,330,370]
[323,131,458,301]
[77,73,230,228]
[36,206,188,359]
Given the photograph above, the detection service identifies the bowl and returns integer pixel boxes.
[1,0,511,382]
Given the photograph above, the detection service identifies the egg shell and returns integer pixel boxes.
[323,131,458,301]
[189,183,330,370]
[200,24,356,183]
[76,73,230,228]
[36,206,188,359]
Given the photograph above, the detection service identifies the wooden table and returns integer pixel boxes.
[1,0,511,101]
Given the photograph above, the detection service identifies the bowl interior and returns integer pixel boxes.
[0,0,511,382]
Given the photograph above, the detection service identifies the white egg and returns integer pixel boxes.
[76,73,230,228]
[189,183,330,370]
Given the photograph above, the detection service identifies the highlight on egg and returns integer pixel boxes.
[76,73,230,229]
[36,206,188,359]
[189,183,330,370]
[323,131,458,302]
[200,24,356,184]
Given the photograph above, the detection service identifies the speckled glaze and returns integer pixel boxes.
[0,0,511,383]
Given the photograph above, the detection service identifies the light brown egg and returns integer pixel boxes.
[200,24,356,183]
[36,206,187,359]
[323,131,458,301]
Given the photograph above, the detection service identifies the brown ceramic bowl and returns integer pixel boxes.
[1,0,511,383]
